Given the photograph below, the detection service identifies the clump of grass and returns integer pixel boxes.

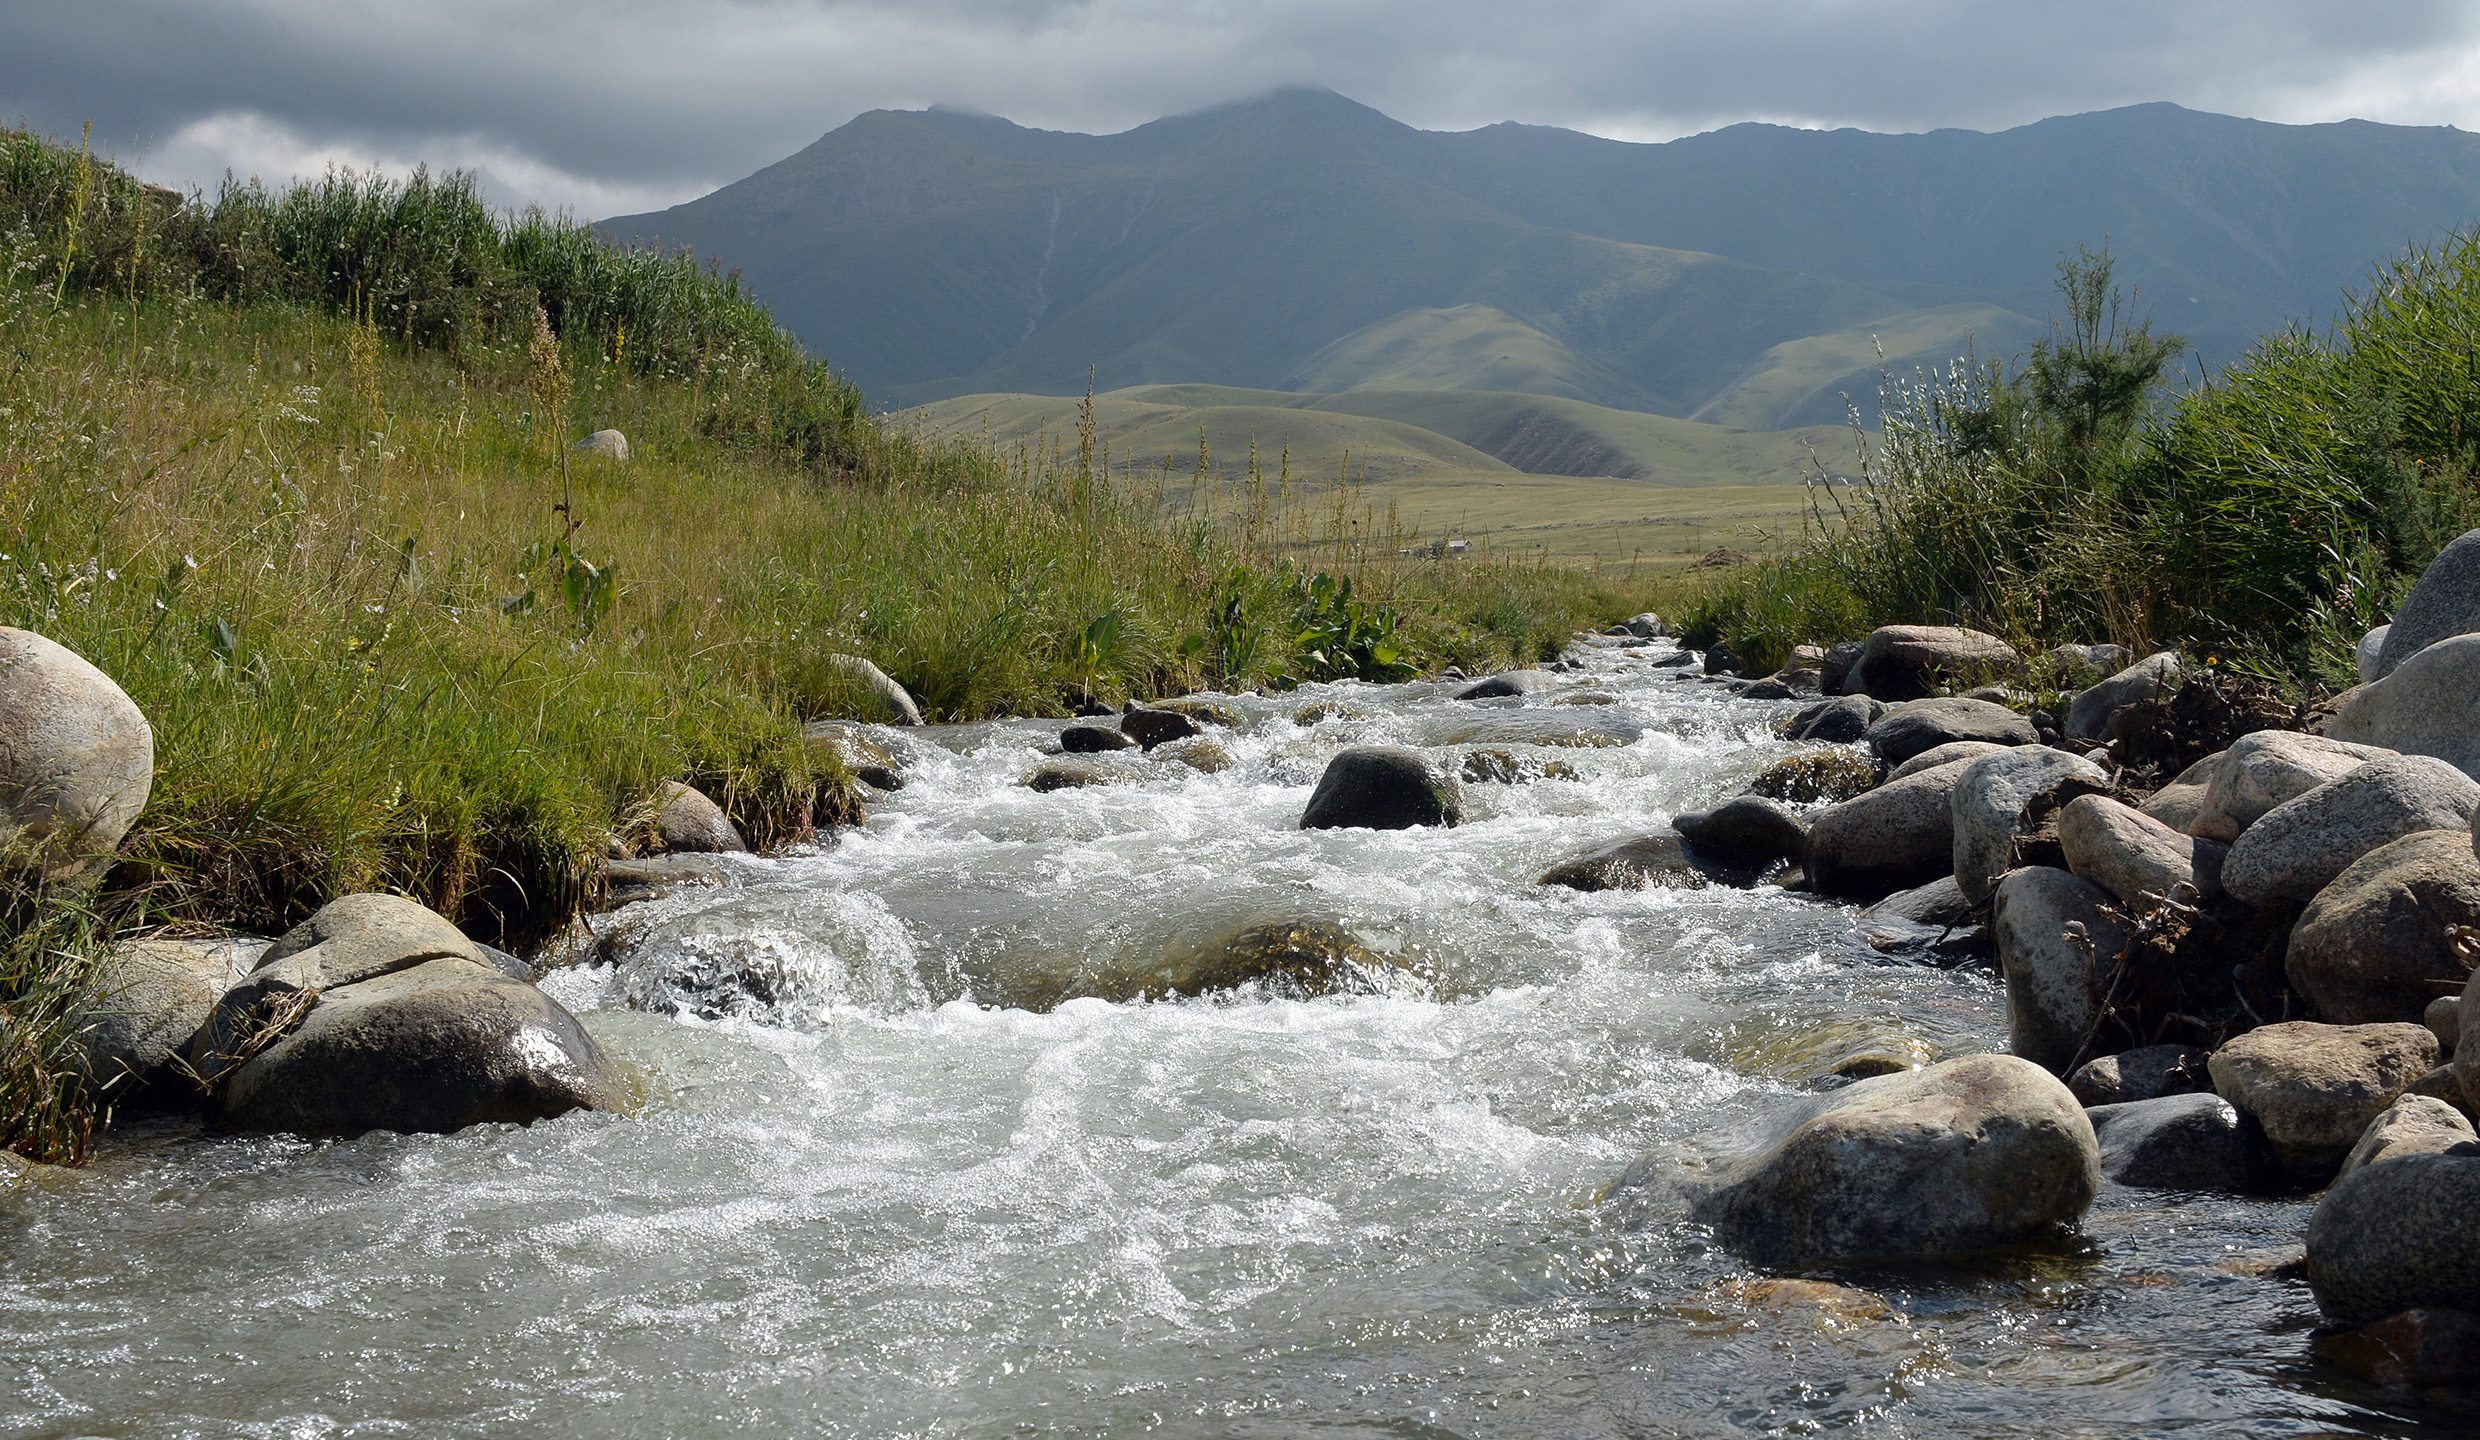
[0,886,106,1166]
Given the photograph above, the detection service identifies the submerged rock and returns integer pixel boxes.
[1130,920,1414,1000]
[1617,1054,2097,1267]
[0,626,155,885]
[1746,747,1878,804]
[1059,723,1135,753]
[2315,1305,2480,1387]
[1456,669,1556,700]
[1300,747,1462,830]
[1538,834,1704,892]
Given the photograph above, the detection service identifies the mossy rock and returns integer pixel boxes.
[1152,697,1244,728]
[1154,736,1237,774]
[1460,748,1581,785]
[1139,919,1416,999]
[1293,702,1371,726]
[1747,748,1879,804]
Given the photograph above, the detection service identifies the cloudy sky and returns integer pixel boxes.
[8,1,2480,220]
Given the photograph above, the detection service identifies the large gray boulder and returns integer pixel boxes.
[2058,794,2220,910]
[1993,867,2134,1073]
[655,780,746,854]
[1299,747,1462,831]
[2138,752,2223,834]
[193,894,621,1137]
[1617,1054,2097,1267]
[2335,1093,2477,1184]
[1803,755,1977,899]
[2359,624,2393,685]
[2287,831,2480,1026]
[1843,626,2020,702]
[827,653,924,726]
[2221,756,2480,907]
[2326,633,2480,778]
[1949,747,2107,904]
[1864,697,2038,766]
[2188,731,2394,842]
[76,937,260,1106]
[2208,1021,2438,1182]
[0,627,155,884]
[2306,1151,2480,1326]
[2373,529,2480,681]
[2087,1093,2259,1190]
[2064,651,2183,742]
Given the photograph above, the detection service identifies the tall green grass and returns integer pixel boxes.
[1685,239,2480,682]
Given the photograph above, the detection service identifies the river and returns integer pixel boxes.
[0,635,2441,1437]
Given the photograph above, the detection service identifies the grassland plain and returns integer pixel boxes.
[903,384,1865,562]
[0,133,1672,1162]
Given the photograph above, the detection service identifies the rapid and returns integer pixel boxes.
[0,636,2422,1437]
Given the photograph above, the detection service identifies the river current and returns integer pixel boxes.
[0,636,2450,1437]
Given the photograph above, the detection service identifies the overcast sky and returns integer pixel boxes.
[8,1,2480,220]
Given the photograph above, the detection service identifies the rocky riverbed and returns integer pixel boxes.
[14,601,2479,1436]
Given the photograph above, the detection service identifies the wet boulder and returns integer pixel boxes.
[2306,1151,2480,1327]
[2086,1092,2258,1191]
[1539,834,1705,892]
[2287,831,2480,1026]
[2064,651,2182,743]
[2372,528,2480,681]
[2325,634,2480,778]
[1803,755,1978,900]
[654,781,746,854]
[1150,697,1244,728]
[2068,1043,2210,1107]
[2335,1093,2477,1184]
[2315,1306,2480,1387]
[194,894,621,1138]
[1060,723,1135,753]
[1129,919,1413,1000]
[1864,697,2038,767]
[1844,625,2020,702]
[1746,747,1878,804]
[1624,1054,2098,1268]
[1787,693,1883,744]
[1456,669,1555,700]
[2209,1021,2438,1183]
[1299,747,1462,831]
[1852,876,1989,963]
[1120,709,1202,750]
[1993,867,2135,1073]
[1024,756,1143,792]
[1950,747,2107,904]
[2222,756,2480,906]
[0,626,155,885]
[2059,794,2221,909]
[2189,731,2394,842]
[1672,796,1806,870]
[827,653,924,726]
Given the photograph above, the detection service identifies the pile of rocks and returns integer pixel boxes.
[1602,525,2480,1379]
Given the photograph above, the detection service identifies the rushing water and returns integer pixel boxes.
[0,638,2458,1437]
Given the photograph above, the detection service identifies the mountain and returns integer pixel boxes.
[604,92,2480,423]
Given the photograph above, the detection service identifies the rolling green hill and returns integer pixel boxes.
[604,91,2480,427]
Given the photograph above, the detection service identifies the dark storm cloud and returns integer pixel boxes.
[6,1,2478,217]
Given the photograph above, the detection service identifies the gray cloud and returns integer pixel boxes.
[6,0,2478,217]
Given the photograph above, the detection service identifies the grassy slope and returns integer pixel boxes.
[1688,303,2043,430]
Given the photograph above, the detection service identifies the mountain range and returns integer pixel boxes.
[603,90,2480,430]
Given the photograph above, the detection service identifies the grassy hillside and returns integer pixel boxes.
[603,91,2480,420]
[904,384,1860,561]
